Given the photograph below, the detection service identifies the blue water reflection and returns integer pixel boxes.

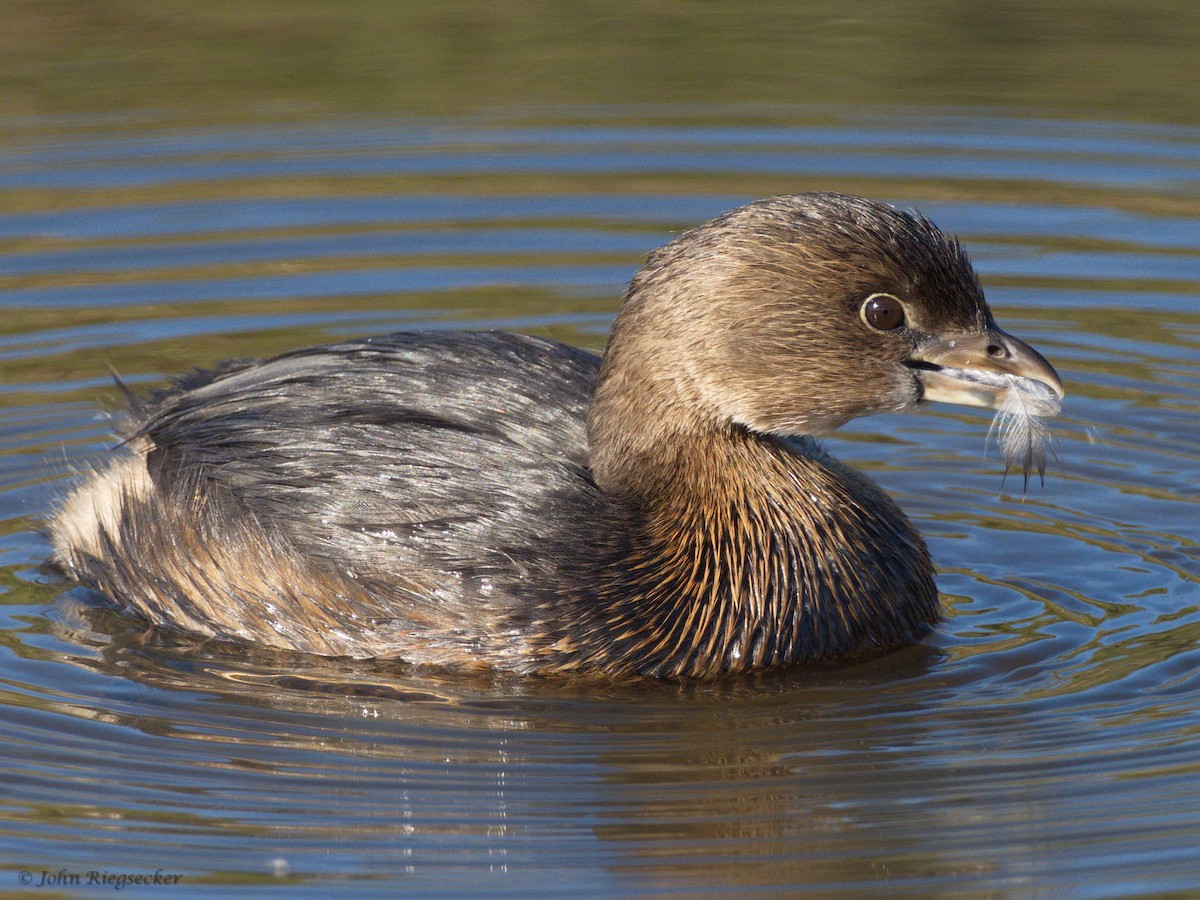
[1,110,1198,896]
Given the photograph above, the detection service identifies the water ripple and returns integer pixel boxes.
[1,110,1199,895]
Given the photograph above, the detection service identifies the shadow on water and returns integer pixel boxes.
[14,587,1043,892]
[19,572,1200,895]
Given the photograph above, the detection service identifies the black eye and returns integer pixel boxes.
[861,293,906,331]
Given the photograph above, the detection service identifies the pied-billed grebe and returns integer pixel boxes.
[50,193,1063,678]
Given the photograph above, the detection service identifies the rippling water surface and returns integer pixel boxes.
[2,111,1199,896]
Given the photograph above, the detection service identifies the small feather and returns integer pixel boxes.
[987,374,1061,491]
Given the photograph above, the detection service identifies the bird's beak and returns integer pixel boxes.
[908,328,1064,415]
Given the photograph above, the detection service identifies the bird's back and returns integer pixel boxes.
[51,331,607,666]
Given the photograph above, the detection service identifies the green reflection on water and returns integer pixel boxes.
[3,1,1200,128]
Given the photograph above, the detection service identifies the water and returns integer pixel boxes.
[4,23,1200,899]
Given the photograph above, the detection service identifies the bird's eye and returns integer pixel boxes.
[861,293,906,331]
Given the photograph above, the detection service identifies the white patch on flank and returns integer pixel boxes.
[50,448,153,570]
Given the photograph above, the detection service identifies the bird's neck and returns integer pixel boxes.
[559,426,938,678]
